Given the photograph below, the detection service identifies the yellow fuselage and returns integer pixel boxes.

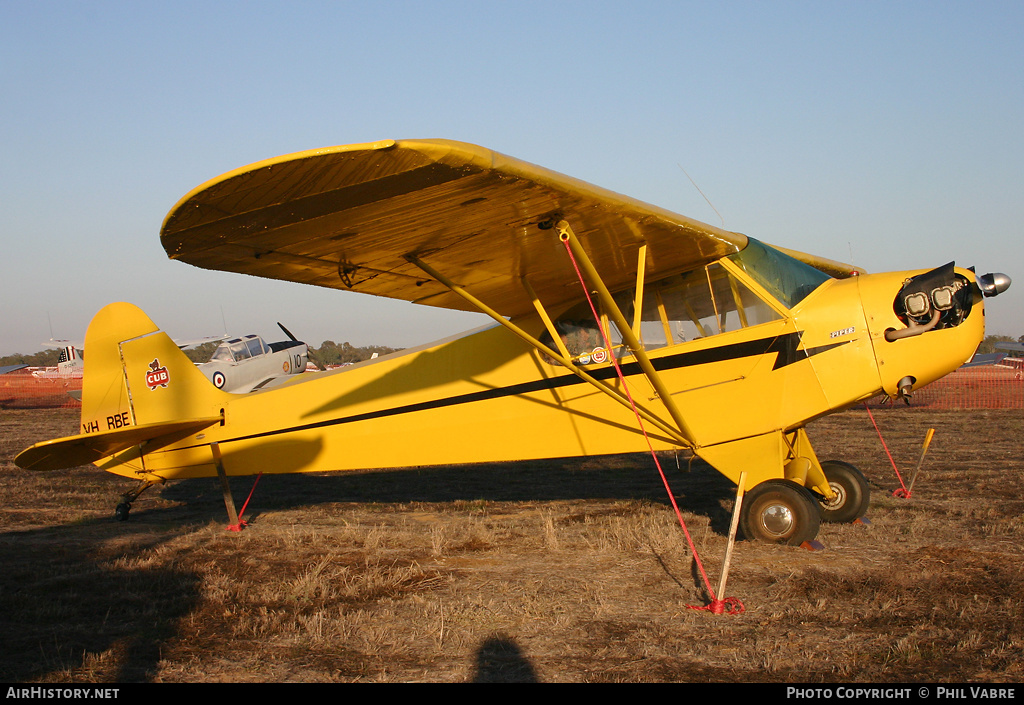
[93,265,984,495]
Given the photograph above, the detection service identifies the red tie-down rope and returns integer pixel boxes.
[862,403,910,497]
[561,239,743,615]
[227,472,263,532]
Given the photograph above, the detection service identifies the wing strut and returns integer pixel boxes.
[404,254,694,448]
[555,220,699,447]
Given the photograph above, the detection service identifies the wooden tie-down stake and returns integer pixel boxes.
[906,428,936,497]
[893,428,935,499]
[715,472,746,607]
[211,442,243,530]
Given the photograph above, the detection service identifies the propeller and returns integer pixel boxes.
[278,322,323,371]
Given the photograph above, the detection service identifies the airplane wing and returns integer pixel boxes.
[43,339,83,349]
[771,245,865,279]
[173,335,229,349]
[160,139,751,318]
[43,336,228,351]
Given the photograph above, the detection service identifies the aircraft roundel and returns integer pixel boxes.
[213,371,226,389]
[591,347,608,364]
[283,360,290,373]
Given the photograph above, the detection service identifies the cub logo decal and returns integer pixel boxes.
[145,358,170,390]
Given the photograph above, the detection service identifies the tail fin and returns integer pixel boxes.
[56,345,82,376]
[80,302,229,433]
[16,303,226,472]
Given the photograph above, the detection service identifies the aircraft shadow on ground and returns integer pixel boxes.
[0,455,735,683]
[156,452,739,536]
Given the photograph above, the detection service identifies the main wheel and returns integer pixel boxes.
[816,460,870,523]
[739,480,821,545]
[115,502,131,521]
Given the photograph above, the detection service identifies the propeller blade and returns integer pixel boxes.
[277,322,324,371]
[277,322,298,342]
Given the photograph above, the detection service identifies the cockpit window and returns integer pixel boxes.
[245,337,265,358]
[210,344,234,362]
[652,263,783,345]
[539,259,783,365]
[540,299,624,365]
[229,341,251,361]
[727,238,831,308]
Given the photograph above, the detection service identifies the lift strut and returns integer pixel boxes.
[404,239,695,449]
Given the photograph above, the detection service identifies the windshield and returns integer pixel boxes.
[728,238,831,308]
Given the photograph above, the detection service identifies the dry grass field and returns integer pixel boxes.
[1,407,1022,683]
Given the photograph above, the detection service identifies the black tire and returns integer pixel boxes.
[817,460,870,523]
[739,480,821,545]
[115,502,131,522]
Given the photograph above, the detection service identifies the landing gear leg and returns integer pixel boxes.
[115,479,158,522]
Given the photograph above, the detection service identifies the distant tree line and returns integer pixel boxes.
[0,349,64,367]
[977,334,1024,355]
[310,341,402,366]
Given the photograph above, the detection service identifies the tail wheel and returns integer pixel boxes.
[739,480,821,545]
[817,460,870,523]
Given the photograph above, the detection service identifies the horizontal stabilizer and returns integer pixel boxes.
[15,416,222,471]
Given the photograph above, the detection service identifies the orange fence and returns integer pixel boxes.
[0,370,82,409]
[869,362,1024,409]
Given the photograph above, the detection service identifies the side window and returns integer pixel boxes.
[633,264,782,348]
[539,300,624,365]
[539,262,781,366]
[230,341,251,361]
[210,344,234,362]
[245,338,265,358]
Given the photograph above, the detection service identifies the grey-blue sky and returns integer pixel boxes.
[2,1,1021,354]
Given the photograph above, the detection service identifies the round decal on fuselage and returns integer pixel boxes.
[212,371,226,389]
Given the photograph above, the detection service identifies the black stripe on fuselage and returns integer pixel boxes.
[201,331,848,447]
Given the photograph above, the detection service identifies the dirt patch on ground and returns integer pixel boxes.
[1,407,1021,682]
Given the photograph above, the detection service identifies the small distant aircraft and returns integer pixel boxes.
[196,325,310,393]
[16,139,1011,543]
[39,330,308,396]
[962,352,1008,367]
[0,345,83,409]
[31,342,83,380]
[994,341,1024,354]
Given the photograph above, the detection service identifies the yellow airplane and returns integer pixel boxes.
[15,139,1011,543]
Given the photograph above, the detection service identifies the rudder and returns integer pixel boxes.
[79,302,228,435]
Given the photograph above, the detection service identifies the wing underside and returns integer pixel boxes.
[161,139,749,317]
